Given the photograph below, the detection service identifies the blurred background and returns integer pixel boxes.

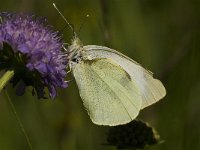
[0,0,200,150]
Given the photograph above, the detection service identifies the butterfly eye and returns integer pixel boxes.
[72,58,77,62]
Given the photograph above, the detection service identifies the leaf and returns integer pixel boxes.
[0,70,14,93]
[0,43,15,71]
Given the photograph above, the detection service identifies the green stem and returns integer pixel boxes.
[5,90,34,150]
[0,70,15,93]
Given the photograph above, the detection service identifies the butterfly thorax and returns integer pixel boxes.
[68,37,87,64]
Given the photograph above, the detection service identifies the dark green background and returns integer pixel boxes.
[0,0,200,150]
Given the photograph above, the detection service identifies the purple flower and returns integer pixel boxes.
[0,12,68,99]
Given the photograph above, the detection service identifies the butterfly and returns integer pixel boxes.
[53,3,166,126]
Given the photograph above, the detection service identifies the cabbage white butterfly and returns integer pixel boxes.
[53,3,166,126]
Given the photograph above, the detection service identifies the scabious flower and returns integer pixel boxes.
[106,120,160,149]
[0,12,68,99]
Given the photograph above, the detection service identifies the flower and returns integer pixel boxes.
[106,120,160,149]
[0,12,68,99]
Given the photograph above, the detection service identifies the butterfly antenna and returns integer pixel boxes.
[78,14,90,36]
[53,3,77,38]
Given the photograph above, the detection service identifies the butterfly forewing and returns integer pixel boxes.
[83,45,166,109]
[72,58,142,126]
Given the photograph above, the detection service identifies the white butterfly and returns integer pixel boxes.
[67,38,166,126]
[53,3,166,126]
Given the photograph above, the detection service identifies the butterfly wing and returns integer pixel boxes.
[84,45,166,109]
[71,58,142,126]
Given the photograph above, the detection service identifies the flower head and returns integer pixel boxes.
[106,120,160,149]
[0,12,68,99]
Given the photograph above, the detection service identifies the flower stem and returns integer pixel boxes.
[0,70,14,93]
[5,90,34,150]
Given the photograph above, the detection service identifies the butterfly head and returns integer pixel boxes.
[67,37,84,64]
[71,37,83,50]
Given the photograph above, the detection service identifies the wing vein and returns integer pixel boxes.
[88,65,139,120]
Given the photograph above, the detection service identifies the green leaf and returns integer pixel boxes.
[0,70,14,93]
[0,43,15,71]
